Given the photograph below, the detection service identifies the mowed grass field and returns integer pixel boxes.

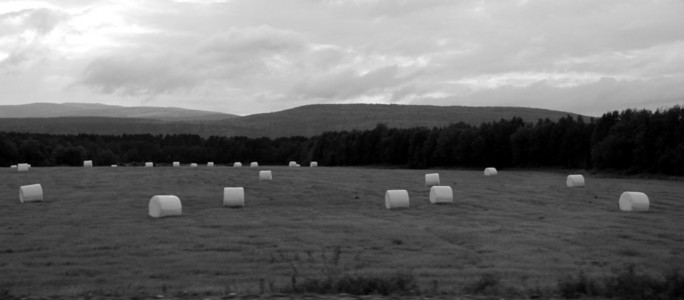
[1,166,684,297]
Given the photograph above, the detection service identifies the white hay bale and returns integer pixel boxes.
[566,175,585,187]
[289,161,297,167]
[17,163,29,172]
[385,190,409,210]
[425,173,440,187]
[233,162,242,167]
[207,162,214,167]
[83,160,93,167]
[429,186,453,204]
[619,192,650,212]
[190,163,198,167]
[223,187,245,207]
[173,161,180,167]
[259,170,272,181]
[10,165,17,168]
[310,161,318,167]
[19,184,43,203]
[250,162,258,167]
[484,167,498,176]
[111,164,117,167]
[145,162,154,167]
[148,195,182,218]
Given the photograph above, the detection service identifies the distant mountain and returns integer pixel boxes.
[0,103,587,138]
[0,102,236,121]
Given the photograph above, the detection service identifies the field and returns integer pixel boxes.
[1,166,684,297]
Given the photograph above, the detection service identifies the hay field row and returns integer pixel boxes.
[1,166,683,296]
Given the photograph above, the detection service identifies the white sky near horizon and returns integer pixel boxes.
[0,0,683,116]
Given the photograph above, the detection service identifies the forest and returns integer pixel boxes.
[1,106,683,175]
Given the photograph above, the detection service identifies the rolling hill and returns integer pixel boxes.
[0,103,587,138]
[221,104,586,137]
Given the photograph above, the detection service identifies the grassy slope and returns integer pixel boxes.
[1,167,683,297]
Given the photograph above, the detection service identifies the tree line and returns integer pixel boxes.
[1,106,683,175]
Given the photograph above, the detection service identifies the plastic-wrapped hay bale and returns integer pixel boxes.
[19,184,43,203]
[429,186,453,204]
[10,165,17,168]
[484,167,498,176]
[173,162,180,167]
[17,163,29,172]
[207,162,214,167]
[111,164,117,167]
[425,173,440,187]
[223,187,245,207]
[250,162,259,167]
[619,192,650,212]
[83,160,93,167]
[190,163,198,167]
[145,162,154,167]
[385,190,409,210]
[310,161,318,167]
[289,161,297,167]
[234,162,242,167]
[259,170,272,181]
[148,195,182,218]
[566,175,585,187]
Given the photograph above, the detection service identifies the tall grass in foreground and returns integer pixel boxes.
[558,264,684,299]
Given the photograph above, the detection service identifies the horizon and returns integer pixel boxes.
[5,100,674,118]
[1,1,683,116]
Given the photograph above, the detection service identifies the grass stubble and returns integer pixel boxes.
[1,166,683,297]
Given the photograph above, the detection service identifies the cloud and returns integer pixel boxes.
[0,8,68,35]
[80,53,198,95]
[78,25,310,95]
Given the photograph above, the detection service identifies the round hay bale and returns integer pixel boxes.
[310,161,318,167]
[19,184,43,203]
[173,161,180,167]
[10,165,17,168]
[385,190,409,210]
[148,195,182,218]
[259,170,272,181]
[429,186,453,204]
[223,187,245,207]
[289,161,297,167]
[111,164,117,167]
[484,167,498,176]
[17,163,29,172]
[145,162,154,167]
[619,192,650,212]
[207,162,214,167]
[233,162,242,167]
[566,175,585,187]
[250,162,258,167]
[425,173,440,187]
[83,160,93,167]
[190,163,198,167]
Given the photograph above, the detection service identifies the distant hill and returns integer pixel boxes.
[221,104,586,137]
[0,103,587,138]
[0,102,236,121]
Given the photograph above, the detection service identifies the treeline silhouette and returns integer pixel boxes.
[1,106,683,175]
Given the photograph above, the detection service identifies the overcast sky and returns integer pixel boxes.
[1,0,683,116]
